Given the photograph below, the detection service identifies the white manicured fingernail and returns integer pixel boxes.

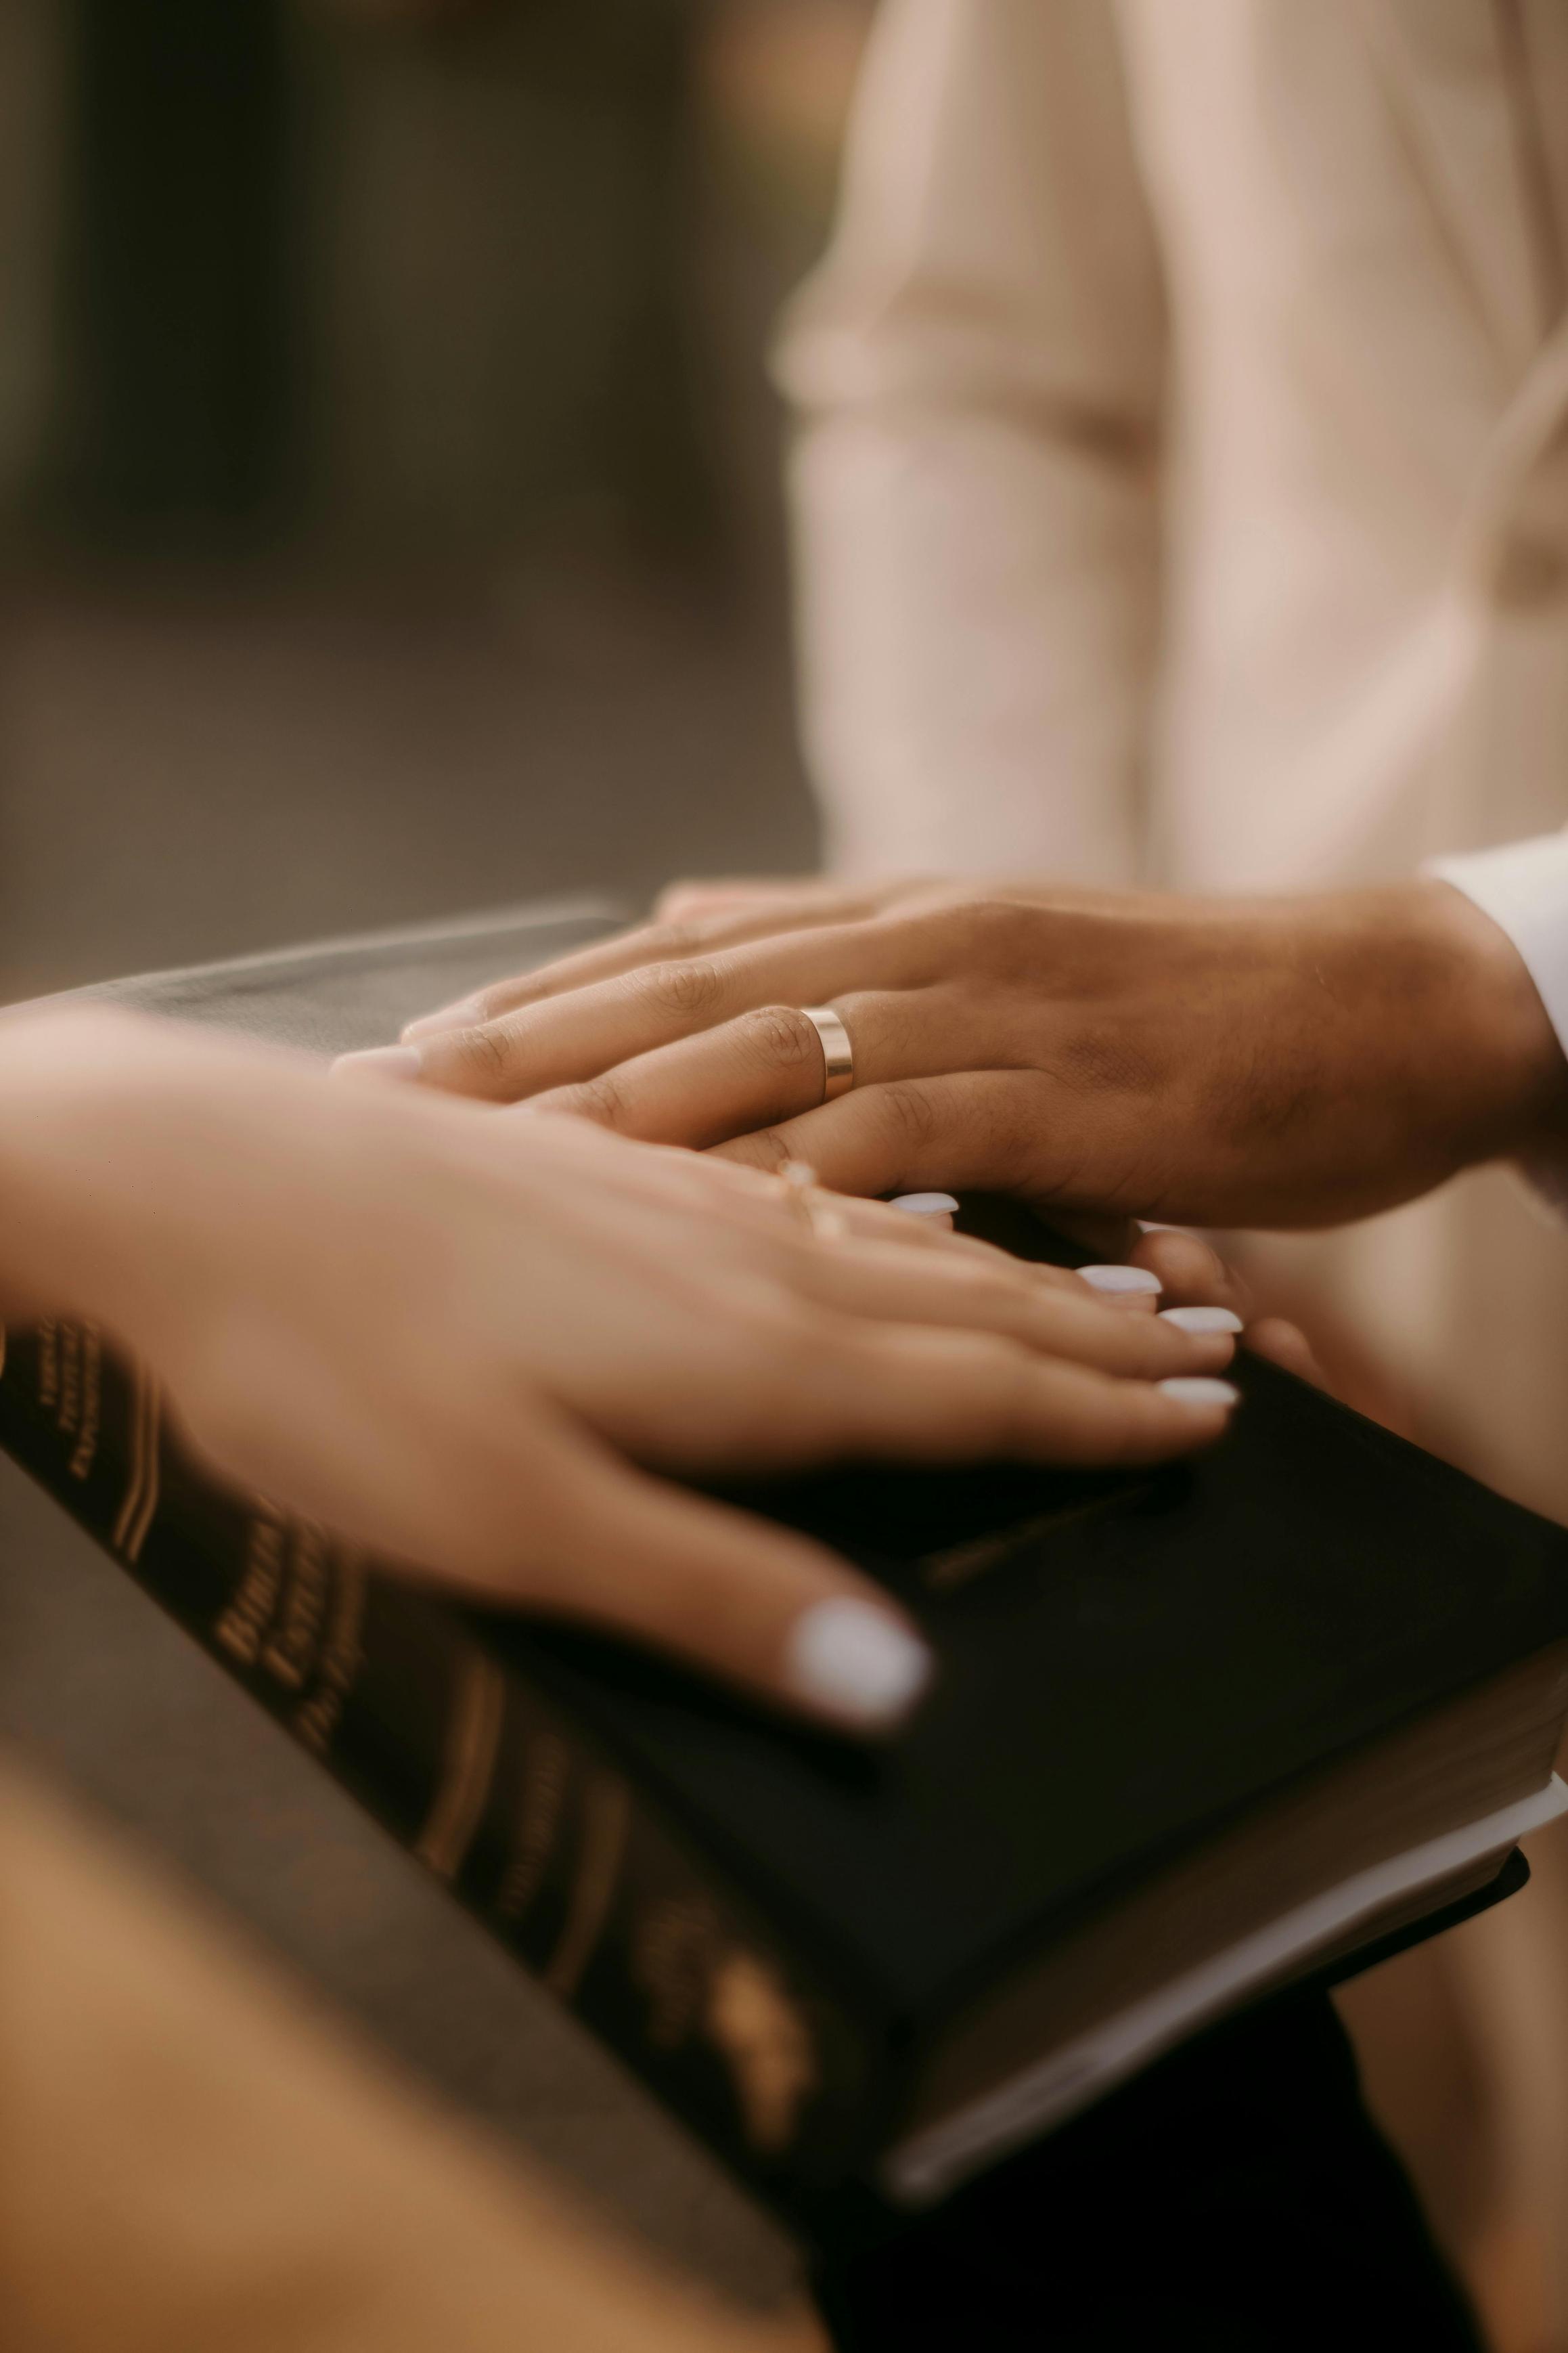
[786,1600,933,1730]
[331,1045,422,1082]
[1159,1306,1243,1336]
[890,1191,960,1227]
[1158,1376,1240,1410]
[1078,1264,1161,1296]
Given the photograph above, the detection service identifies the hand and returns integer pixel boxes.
[374,879,1568,1229]
[0,1009,1240,1734]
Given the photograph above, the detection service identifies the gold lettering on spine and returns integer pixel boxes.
[69,1326,102,1480]
[262,1522,330,1692]
[415,1654,506,1883]
[633,1895,723,2048]
[217,1513,288,1667]
[36,1320,58,1410]
[545,1774,631,2001]
[294,1560,367,1757]
[112,1365,162,1564]
[704,1955,820,2153]
[497,1731,570,1922]
[57,1323,82,1436]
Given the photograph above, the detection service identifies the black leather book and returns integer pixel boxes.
[3,900,1567,2228]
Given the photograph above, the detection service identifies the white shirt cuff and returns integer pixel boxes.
[1426,833,1568,1211]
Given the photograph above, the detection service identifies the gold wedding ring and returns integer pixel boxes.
[800,1005,854,1103]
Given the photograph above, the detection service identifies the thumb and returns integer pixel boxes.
[518,1436,934,1736]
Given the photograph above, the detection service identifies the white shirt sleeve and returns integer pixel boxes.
[1427,833,1568,1060]
[1427,833,1568,1208]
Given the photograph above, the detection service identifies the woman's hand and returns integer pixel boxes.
[370,879,1568,1230]
[0,1009,1240,1734]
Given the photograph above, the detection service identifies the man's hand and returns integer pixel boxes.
[0,1008,1241,1736]
[366,879,1568,1229]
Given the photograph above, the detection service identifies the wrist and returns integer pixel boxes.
[0,1009,256,1332]
[1409,879,1568,1169]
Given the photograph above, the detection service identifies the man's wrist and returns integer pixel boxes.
[1410,877,1568,1172]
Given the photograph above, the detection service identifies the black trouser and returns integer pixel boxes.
[812,1994,1482,2352]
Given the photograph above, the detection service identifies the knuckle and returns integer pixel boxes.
[744,1004,821,1073]
[876,1079,942,1155]
[985,1072,1058,1184]
[964,1272,1029,1332]
[942,897,1036,973]
[447,1021,513,1084]
[634,957,727,1021]
[1051,1026,1159,1099]
[560,1071,631,1128]
[731,1125,794,1175]
[644,919,705,961]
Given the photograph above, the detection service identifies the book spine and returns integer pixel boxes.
[0,1320,883,2213]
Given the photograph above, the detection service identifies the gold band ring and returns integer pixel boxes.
[800,1005,854,1103]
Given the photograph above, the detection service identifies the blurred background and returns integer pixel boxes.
[0,0,875,1004]
[0,0,874,2306]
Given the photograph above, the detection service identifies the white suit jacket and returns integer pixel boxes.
[777,0,1568,1522]
[779,0,1568,891]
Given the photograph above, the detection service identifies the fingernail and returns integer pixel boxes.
[786,1599,933,1730]
[890,1191,960,1227]
[402,997,482,1040]
[1158,1376,1240,1410]
[1159,1306,1244,1336]
[331,1045,422,1082]
[1078,1264,1162,1296]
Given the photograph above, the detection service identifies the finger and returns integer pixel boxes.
[655,875,852,924]
[512,1434,935,1736]
[808,1322,1240,1471]
[524,1001,874,1146]
[788,1236,1238,1378]
[1246,1315,1335,1394]
[399,919,726,1042]
[1129,1229,1255,1321]
[656,876,936,926]
[380,926,926,1102]
[708,1070,1149,1221]
[188,1345,935,1738]
[399,892,893,1044]
[572,1132,1094,1292]
[515,977,1044,1149]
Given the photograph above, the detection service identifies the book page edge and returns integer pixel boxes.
[884,1772,1568,2204]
